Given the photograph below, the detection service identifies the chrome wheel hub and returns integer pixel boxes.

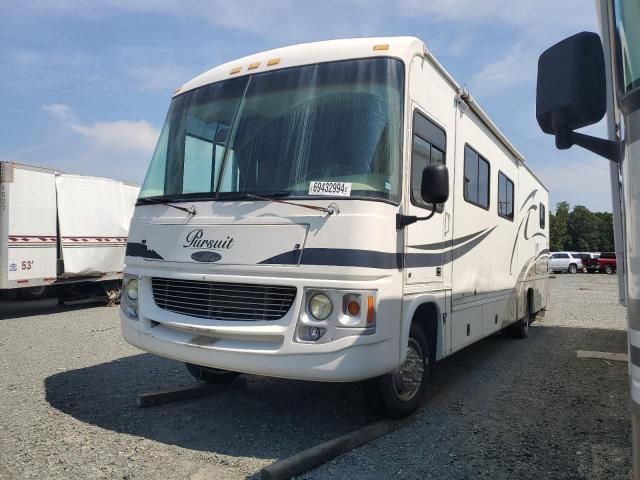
[392,338,425,401]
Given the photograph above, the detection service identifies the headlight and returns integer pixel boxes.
[126,278,139,301]
[308,293,332,320]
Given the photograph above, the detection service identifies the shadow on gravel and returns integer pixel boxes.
[44,351,377,463]
[0,298,104,321]
[43,324,631,478]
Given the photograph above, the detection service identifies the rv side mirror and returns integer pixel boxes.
[421,163,449,205]
[536,32,619,162]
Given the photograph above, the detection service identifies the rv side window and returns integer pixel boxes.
[497,171,514,220]
[411,111,446,211]
[540,203,546,228]
[463,145,490,209]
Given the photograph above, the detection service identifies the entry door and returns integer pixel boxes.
[406,109,452,285]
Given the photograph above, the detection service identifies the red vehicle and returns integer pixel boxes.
[579,252,600,273]
[597,252,617,274]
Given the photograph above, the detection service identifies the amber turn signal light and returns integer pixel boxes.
[347,300,361,316]
[367,296,375,323]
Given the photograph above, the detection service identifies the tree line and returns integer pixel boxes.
[549,201,614,252]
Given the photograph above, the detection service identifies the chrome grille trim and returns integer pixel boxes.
[151,277,297,321]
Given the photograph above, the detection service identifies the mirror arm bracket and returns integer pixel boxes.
[396,206,437,230]
[555,128,621,163]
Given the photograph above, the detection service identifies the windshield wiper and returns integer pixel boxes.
[138,197,197,215]
[243,192,336,215]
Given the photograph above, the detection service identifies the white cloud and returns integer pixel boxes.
[129,64,195,91]
[469,43,536,94]
[40,104,159,153]
[70,120,158,153]
[43,103,76,122]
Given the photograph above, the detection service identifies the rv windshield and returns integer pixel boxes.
[139,57,404,203]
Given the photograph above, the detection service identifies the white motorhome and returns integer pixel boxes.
[0,162,139,301]
[121,37,549,417]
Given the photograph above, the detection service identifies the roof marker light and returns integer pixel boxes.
[230,66,242,75]
[373,44,390,51]
[267,58,281,66]
[248,62,261,70]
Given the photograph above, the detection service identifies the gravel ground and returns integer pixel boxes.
[0,274,632,479]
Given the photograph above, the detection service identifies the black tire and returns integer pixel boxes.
[18,286,49,301]
[568,264,578,274]
[366,323,430,419]
[605,264,613,275]
[508,300,530,339]
[184,363,242,384]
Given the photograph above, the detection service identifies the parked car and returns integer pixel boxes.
[598,252,617,274]
[549,252,584,274]
[579,252,601,273]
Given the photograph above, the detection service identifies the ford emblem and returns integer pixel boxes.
[191,251,222,263]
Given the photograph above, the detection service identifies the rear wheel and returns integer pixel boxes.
[366,323,430,419]
[184,363,242,384]
[568,263,578,274]
[508,300,531,339]
[605,264,613,274]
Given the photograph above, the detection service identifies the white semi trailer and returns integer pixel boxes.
[0,161,139,301]
[535,0,640,475]
[120,37,549,418]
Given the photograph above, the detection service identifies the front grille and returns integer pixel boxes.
[151,277,297,321]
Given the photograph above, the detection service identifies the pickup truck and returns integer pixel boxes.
[597,252,617,274]
[580,252,600,273]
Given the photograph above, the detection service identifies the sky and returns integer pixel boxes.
[0,0,614,212]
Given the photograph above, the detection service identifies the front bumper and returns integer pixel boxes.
[120,272,400,382]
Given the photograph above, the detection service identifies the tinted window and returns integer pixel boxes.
[540,203,546,228]
[614,0,640,93]
[411,111,446,210]
[558,253,570,259]
[463,146,490,209]
[498,172,514,220]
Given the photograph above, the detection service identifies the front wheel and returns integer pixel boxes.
[568,264,578,274]
[366,324,430,419]
[605,264,613,275]
[185,363,242,384]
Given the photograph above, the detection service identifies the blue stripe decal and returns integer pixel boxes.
[126,242,164,260]
[261,248,403,269]
[408,227,488,251]
[261,226,498,269]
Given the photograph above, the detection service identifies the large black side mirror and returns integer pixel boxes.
[397,163,449,229]
[536,31,620,162]
[421,163,449,205]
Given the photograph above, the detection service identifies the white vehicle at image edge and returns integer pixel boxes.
[535,1,640,474]
[0,162,139,300]
[120,36,549,418]
[549,251,584,274]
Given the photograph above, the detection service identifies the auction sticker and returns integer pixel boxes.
[308,181,352,196]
